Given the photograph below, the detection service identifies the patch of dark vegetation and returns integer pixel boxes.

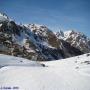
[81,61,90,64]
[41,63,46,67]
[84,61,90,64]
[86,53,90,57]
[20,60,23,62]
[75,61,77,63]
[75,66,79,69]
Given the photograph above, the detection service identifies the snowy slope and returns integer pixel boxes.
[0,54,42,68]
[0,54,90,90]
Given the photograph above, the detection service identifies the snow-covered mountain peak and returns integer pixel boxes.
[25,24,48,31]
[64,30,75,38]
[56,30,90,53]
[64,30,88,39]
[0,12,9,22]
[0,12,8,19]
[55,30,64,39]
[25,23,51,37]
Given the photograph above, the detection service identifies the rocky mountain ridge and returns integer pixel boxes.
[56,30,90,53]
[0,12,89,61]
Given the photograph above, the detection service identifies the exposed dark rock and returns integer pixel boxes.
[0,13,89,61]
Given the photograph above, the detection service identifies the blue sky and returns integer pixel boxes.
[0,0,90,36]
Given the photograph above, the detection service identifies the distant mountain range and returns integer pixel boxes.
[0,12,90,61]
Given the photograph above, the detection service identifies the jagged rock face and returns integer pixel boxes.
[0,19,64,60]
[56,30,90,53]
[64,31,90,53]
[0,13,85,61]
[25,24,61,48]
[60,39,83,57]
[24,24,83,59]
[24,24,64,60]
[0,20,36,60]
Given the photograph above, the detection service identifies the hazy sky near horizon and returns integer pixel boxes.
[0,0,90,36]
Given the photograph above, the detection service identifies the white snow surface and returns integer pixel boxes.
[0,54,90,90]
[0,54,42,67]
